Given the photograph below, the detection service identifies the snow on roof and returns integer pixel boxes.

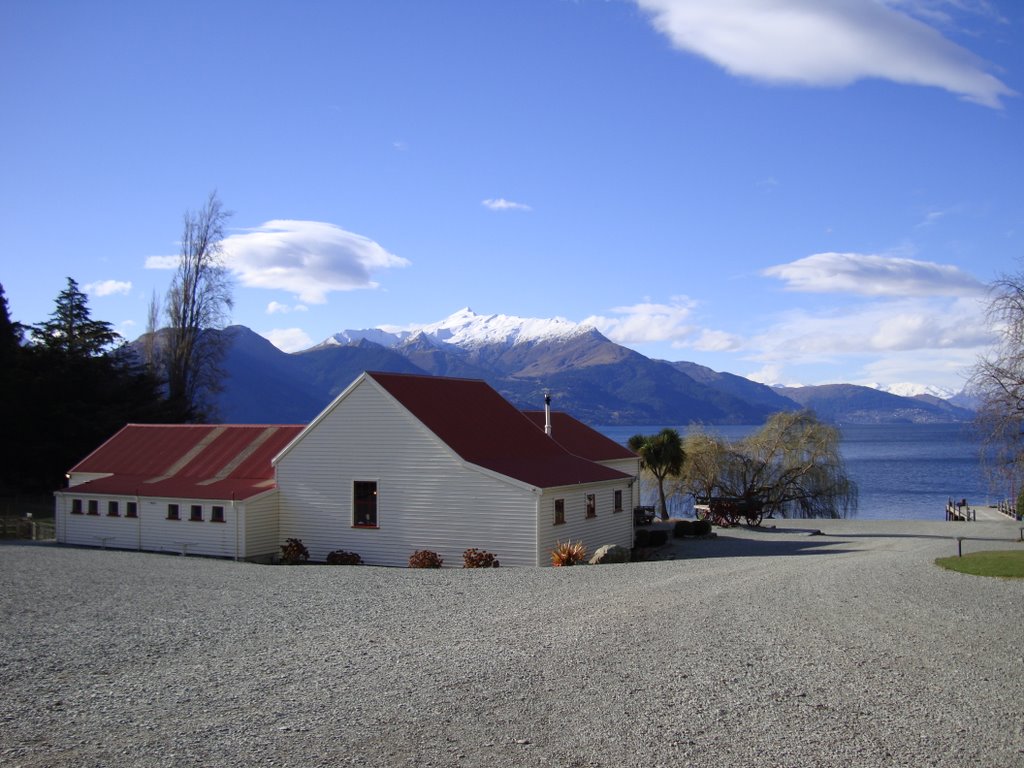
[65,423,305,501]
[368,372,631,488]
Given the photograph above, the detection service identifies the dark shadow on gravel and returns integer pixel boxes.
[645,535,855,560]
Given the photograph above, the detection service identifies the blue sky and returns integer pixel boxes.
[2,0,1021,393]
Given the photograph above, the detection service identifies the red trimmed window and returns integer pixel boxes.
[211,505,225,523]
[190,505,203,522]
[167,504,180,520]
[554,499,565,526]
[126,502,138,518]
[585,494,596,519]
[107,501,119,517]
[71,499,83,515]
[353,481,378,527]
[87,500,99,516]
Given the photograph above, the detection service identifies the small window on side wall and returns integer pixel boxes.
[554,498,565,526]
[211,505,225,523]
[190,504,203,522]
[71,499,83,515]
[107,501,119,517]
[585,494,596,519]
[614,490,623,512]
[353,481,378,528]
[167,504,180,521]
[126,502,138,518]
[87,500,99,516]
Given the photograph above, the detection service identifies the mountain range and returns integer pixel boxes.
[195,308,975,427]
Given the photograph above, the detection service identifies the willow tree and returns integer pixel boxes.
[628,428,684,520]
[969,268,1024,506]
[163,192,233,421]
[682,412,857,519]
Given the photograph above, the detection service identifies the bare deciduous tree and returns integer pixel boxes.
[164,191,233,421]
[969,270,1024,504]
[140,289,161,369]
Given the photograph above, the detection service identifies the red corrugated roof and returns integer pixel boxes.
[369,372,631,488]
[522,411,637,462]
[66,424,304,501]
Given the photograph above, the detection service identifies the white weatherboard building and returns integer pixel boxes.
[56,372,639,566]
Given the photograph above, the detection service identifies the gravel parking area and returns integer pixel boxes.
[2,519,1022,767]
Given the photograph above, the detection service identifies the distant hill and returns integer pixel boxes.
[139,309,974,427]
[774,383,974,424]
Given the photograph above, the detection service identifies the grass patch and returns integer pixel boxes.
[936,549,1024,579]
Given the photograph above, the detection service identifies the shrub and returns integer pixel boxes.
[326,549,362,565]
[551,540,588,567]
[691,519,712,537]
[633,529,650,547]
[280,538,309,564]
[646,530,668,547]
[409,549,444,568]
[673,520,693,538]
[463,548,500,568]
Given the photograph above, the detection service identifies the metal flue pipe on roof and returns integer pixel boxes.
[543,390,552,436]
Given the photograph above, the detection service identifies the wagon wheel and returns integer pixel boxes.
[714,503,735,528]
[746,509,763,527]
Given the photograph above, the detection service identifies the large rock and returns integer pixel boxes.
[589,544,630,565]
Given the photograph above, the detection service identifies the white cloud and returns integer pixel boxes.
[732,294,991,389]
[691,328,743,352]
[267,301,308,315]
[84,279,132,297]
[482,198,533,212]
[748,296,990,361]
[635,0,1015,107]
[144,255,179,269]
[262,328,314,353]
[743,363,796,387]
[762,253,986,297]
[584,298,700,346]
[222,220,410,304]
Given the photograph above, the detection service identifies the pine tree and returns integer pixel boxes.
[0,283,23,366]
[31,277,119,357]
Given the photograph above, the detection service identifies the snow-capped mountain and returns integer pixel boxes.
[316,308,592,352]
[877,382,957,400]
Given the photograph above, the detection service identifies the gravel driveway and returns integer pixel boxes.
[2,519,1022,767]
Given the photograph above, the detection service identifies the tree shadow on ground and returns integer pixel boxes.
[640,532,855,560]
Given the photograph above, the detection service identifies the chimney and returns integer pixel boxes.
[543,390,552,436]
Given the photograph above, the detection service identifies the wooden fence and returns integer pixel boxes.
[0,516,55,540]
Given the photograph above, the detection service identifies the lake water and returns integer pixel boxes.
[598,423,1000,521]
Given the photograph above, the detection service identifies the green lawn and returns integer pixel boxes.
[936,549,1024,579]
